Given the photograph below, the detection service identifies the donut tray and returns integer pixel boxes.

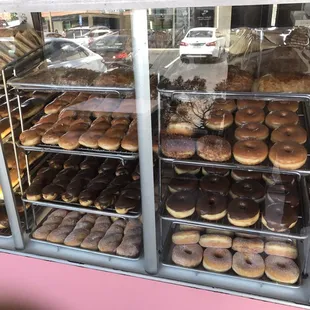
[29,208,142,261]
[161,223,303,289]
[158,92,310,176]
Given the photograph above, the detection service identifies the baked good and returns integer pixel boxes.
[166,191,196,218]
[211,99,236,112]
[269,141,307,170]
[98,124,128,151]
[271,125,307,144]
[265,111,299,129]
[98,231,123,254]
[262,203,298,232]
[98,159,119,174]
[172,230,200,245]
[37,113,59,125]
[235,123,269,141]
[80,231,106,250]
[262,173,296,185]
[161,135,195,159]
[204,110,233,130]
[42,123,70,145]
[237,100,265,110]
[11,98,45,120]
[201,167,229,177]
[172,244,203,268]
[168,176,198,193]
[203,248,232,272]
[0,117,19,138]
[48,154,68,169]
[232,252,265,278]
[229,180,265,203]
[174,164,201,175]
[232,237,264,254]
[114,183,141,214]
[265,255,299,284]
[227,198,260,227]
[64,228,90,247]
[268,101,299,112]
[266,184,299,208]
[166,117,195,136]
[200,175,230,195]
[46,225,74,243]
[199,234,232,248]
[44,98,70,114]
[196,192,227,220]
[179,225,205,232]
[235,108,265,126]
[231,170,262,181]
[197,135,231,162]
[265,241,297,259]
[233,140,268,165]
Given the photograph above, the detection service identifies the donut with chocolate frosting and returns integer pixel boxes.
[168,175,199,193]
[231,170,262,181]
[262,173,296,185]
[196,192,227,220]
[166,191,196,218]
[200,175,230,195]
[229,180,265,202]
[266,184,299,208]
[202,167,229,176]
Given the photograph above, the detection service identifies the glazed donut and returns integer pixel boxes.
[197,135,231,162]
[166,191,196,218]
[232,252,265,278]
[265,111,299,129]
[231,170,262,181]
[202,167,230,177]
[179,224,205,232]
[271,125,307,144]
[204,110,233,131]
[229,180,265,203]
[227,198,260,227]
[161,134,195,159]
[266,184,299,208]
[196,192,227,220]
[199,234,232,248]
[262,203,298,232]
[265,241,297,259]
[200,175,230,195]
[203,248,232,272]
[268,101,299,113]
[211,99,236,112]
[262,173,296,186]
[235,123,269,141]
[235,108,265,126]
[172,244,203,268]
[233,140,268,165]
[168,176,199,193]
[265,255,299,284]
[232,237,264,254]
[269,141,307,170]
[206,228,234,237]
[237,100,265,110]
[174,164,201,175]
[172,230,200,245]
[166,118,195,136]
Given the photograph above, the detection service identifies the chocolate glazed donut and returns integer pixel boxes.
[166,191,196,219]
[168,175,199,193]
[200,175,230,195]
[229,180,265,202]
[196,192,227,220]
[266,184,299,208]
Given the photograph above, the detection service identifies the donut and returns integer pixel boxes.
[262,203,298,232]
[265,255,299,284]
[269,141,307,170]
[172,244,203,268]
[233,140,268,165]
[265,111,299,129]
[266,184,299,208]
[232,237,264,254]
[161,134,195,159]
[166,191,196,218]
[235,108,265,126]
[202,167,229,177]
[199,234,232,248]
[203,248,232,272]
[196,192,227,220]
[268,101,299,113]
[174,164,201,175]
[197,135,231,162]
[166,119,195,136]
[232,252,265,278]
[168,176,198,193]
[235,123,269,141]
[227,198,260,227]
[265,241,297,259]
[229,180,265,203]
[237,100,265,110]
[206,228,234,236]
[211,99,236,112]
[231,170,262,181]
[262,173,296,185]
[179,224,205,232]
[271,125,307,144]
[172,230,200,245]
[204,110,233,130]
[200,175,230,195]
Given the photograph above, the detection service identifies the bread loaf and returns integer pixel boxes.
[80,231,106,250]
[32,224,59,240]
[44,98,70,114]
[11,98,45,120]
[64,228,89,246]
[46,225,74,243]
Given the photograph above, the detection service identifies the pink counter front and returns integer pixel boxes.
[0,253,300,310]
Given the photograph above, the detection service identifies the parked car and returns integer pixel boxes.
[179,27,225,63]
[88,34,132,64]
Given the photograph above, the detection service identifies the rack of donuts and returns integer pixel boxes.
[162,223,301,286]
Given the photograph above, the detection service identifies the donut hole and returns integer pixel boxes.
[283,146,293,154]
[184,249,192,255]
[245,258,252,265]
[239,201,248,210]
[280,111,287,117]
[243,184,253,191]
[277,263,286,269]
[209,198,215,206]
[210,178,218,184]
[214,253,223,259]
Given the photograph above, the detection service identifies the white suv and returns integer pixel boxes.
[179,27,225,63]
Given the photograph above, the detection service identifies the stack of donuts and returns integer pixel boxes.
[19,92,139,152]
[171,224,300,284]
[25,154,140,214]
[161,99,308,170]
[32,209,142,258]
[165,165,299,233]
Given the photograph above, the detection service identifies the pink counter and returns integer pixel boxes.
[0,253,300,310]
